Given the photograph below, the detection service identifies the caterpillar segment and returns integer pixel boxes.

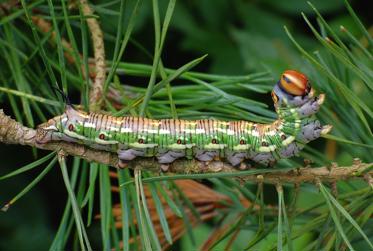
[36,70,332,168]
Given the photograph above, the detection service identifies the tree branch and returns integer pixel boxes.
[80,0,106,111]
[1,109,372,185]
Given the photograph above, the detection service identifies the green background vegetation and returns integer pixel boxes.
[0,0,372,250]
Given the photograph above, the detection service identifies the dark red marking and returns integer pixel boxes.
[240,139,246,145]
[177,139,182,144]
[138,138,144,144]
[99,133,105,140]
[68,124,74,131]
[212,139,218,144]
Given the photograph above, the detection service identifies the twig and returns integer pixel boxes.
[30,15,96,79]
[31,16,76,66]
[1,109,372,184]
[10,1,106,109]
[1,3,99,81]
[80,0,106,111]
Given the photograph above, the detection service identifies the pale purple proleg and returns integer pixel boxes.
[118,148,145,161]
[157,150,186,164]
[226,152,248,167]
[194,150,219,162]
[249,151,276,166]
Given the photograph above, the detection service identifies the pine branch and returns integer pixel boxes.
[1,109,371,184]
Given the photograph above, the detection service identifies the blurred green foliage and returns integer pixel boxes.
[0,0,372,250]
[90,0,365,76]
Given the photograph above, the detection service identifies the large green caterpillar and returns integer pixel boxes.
[36,70,332,168]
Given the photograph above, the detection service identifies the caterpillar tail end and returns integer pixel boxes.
[321,125,333,135]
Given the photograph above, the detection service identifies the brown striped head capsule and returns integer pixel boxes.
[279,70,311,96]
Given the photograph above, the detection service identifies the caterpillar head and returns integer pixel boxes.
[36,106,87,144]
[272,70,314,108]
[280,70,311,96]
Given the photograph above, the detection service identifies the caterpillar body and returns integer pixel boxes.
[36,70,332,168]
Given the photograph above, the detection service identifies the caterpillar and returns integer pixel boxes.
[36,70,332,168]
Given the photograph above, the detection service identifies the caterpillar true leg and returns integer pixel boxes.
[298,119,322,143]
[297,94,325,118]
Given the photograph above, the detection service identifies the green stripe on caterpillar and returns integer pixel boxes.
[36,70,332,168]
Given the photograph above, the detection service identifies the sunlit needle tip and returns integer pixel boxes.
[1,203,10,212]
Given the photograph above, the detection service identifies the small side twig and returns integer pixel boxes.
[80,0,106,111]
[0,109,372,185]
[30,15,96,80]
[31,16,76,66]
